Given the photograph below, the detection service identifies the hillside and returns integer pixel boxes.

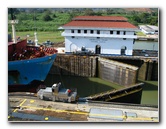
[124,8,154,13]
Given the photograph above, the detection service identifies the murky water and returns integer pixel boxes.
[134,41,158,51]
[44,74,123,97]
[44,41,159,105]
[44,74,158,106]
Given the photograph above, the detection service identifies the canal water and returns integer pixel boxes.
[134,40,158,51]
[44,41,158,106]
[44,74,158,106]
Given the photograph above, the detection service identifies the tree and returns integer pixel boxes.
[140,13,150,23]
[43,9,52,14]
[106,9,117,15]
[8,8,20,15]
[84,8,94,16]
[42,14,52,21]
[52,14,57,18]
[150,17,158,25]
[132,15,141,23]
[95,11,103,16]
[8,8,19,20]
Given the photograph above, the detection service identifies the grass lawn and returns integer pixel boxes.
[136,31,146,36]
[11,31,146,44]
[12,31,65,44]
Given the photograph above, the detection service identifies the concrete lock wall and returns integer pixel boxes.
[101,57,158,81]
[49,55,97,77]
[138,60,158,81]
[98,57,139,86]
[49,55,157,84]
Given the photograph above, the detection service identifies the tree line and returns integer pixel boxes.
[8,8,158,32]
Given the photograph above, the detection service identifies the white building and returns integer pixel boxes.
[139,25,158,35]
[61,16,138,55]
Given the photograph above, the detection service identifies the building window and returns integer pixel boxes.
[97,37,100,39]
[90,30,94,34]
[97,30,100,34]
[78,30,81,33]
[110,31,113,34]
[84,30,87,33]
[123,38,126,40]
[72,36,75,38]
[117,31,120,35]
[123,31,126,35]
[71,30,74,33]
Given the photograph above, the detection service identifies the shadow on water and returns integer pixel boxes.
[138,80,158,105]
[138,80,158,91]
[44,74,123,97]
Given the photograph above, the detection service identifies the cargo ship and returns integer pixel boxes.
[8,38,57,85]
[8,9,57,92]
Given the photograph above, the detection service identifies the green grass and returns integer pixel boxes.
[136,31,146,36]
[11,30,147,44]
[11,31,65,44]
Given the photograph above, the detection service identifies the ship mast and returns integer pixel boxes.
[34,10,38,46]
[9,8,18,44]
[34,32,38,46]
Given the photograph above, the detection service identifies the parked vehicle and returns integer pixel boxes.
[37,82,78,103]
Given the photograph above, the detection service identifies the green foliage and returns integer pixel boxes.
[84,8,94,16]
[130,12,158,26]
[135,31,146,36]
[42,13,52,21]
[52,14,57,18]
[8,8,158,32]
[12,31,64,43]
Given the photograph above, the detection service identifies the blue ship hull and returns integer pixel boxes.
[8,54,56,85]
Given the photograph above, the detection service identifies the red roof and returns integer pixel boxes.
[73,16,128,21]
[63,16,137,29]
[63,21,137,29]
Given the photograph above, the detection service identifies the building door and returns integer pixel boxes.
[95,45,101,54]
[121,46,127,55]
[70,43,77,53]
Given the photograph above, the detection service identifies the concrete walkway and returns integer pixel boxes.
[8,96,159,122]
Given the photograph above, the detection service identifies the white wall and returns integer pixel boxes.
[62,28,136,55]
[65,36,134,55]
